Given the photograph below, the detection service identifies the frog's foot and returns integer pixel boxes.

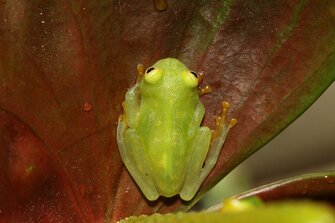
[137,64,144,81]
[196,71,212,96]
[121,101,126,112]
[119,101,128,123]
[211,101,237,140]
[198,85,212,96]
[197,71,204,83]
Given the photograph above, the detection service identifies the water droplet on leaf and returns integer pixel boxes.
[82,102,93,112]
[324,175,335,184]
[153,0,167,11]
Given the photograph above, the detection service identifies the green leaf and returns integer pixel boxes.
[0,0,334,221]
[120,201,335,223]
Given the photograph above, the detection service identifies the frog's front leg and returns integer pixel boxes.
[208,102,237,167]
[180,101,236,201]
[124,64,144,128]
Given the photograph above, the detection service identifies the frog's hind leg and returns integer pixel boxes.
[180,126,211,200]
[123,64,144,128]
[117,118,159,201]
[180,101,236,201]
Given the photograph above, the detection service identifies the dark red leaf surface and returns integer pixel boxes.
[0,0,334,222]
[236,172,335,204]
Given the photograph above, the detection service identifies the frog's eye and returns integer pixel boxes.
[182,70,199,87]
[190,71,198,78]
[144,67,163,84]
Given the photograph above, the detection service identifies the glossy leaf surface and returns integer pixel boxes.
[0,0,334,222]
[236,172,335,203]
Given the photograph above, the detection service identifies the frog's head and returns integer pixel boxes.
[140,58,200,100]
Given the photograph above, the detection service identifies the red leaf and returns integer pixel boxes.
[236,172,335,204]
[0,0,334,221]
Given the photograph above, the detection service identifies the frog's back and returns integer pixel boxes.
[137,98,197,196]
[136,58,200,196]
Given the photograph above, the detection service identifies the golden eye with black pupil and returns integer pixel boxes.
[182,71,198,87]
[146,67,155,73]
[190,71,198,78]
[144,67,163,84]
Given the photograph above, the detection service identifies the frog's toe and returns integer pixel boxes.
[136,63,144,80]
[143,191,160,201]
[211,101,237,139]
[198,85,212,96]
[179,191,195,201]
